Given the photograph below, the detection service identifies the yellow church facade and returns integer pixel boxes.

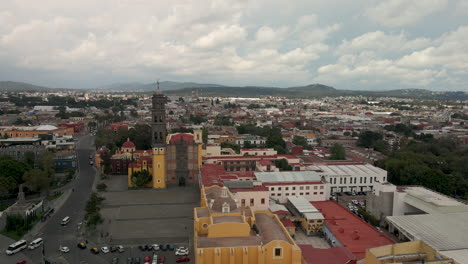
[194,185,303,264]
[127,131,203,189]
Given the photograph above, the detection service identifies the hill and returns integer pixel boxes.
[0,81,56,92]
[97,81,225,92]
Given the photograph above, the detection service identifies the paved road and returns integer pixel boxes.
[24,134,107,264]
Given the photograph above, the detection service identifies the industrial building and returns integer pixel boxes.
[286,196,324,236]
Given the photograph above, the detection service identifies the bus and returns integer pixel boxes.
[61,216,70,226]
[28,238,43,250]
[6,240,27,255]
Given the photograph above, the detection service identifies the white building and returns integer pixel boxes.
[254,171,327,203]
[307,163,387,196]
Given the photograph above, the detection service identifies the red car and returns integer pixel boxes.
[176,257,190,263]
[143,256,151,263]
[17,261,26,264]
[159,256,166,263]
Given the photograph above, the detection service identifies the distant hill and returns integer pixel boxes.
[166,85,468,100]
[97,81,225,92]
[1,80,466,100]
[0,81,56,92]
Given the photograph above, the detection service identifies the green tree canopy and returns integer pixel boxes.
[131,170,152,187]
[330,144,346,160]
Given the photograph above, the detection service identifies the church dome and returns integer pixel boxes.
[122,140,136,148]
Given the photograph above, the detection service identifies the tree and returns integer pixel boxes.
[131,170,152,187]
[39,152,55,179]
[100,150,112,175]
[96,183,107,192]
[202,128,208,144]
[357,131,383,148]
[215,98,220,104]
[372,140,390,154]
[189,114,207,125]
[0,156,30,186]
[330,144,346,160]
[23,169,51,192]
[274,159,292,171]
[292,136,308,148]
[214,116,233,126]
[24,151,35,167]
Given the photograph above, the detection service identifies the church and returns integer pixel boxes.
[125,84,202,188]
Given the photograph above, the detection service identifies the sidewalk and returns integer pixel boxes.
[24,189,72,241]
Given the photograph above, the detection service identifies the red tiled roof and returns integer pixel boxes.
[280,218,294,227]
[122,141,136,148]
[272,210,290,215]
[299,245,356,264]
[169,133,194,144]
[229,185,269,192]
[311,201,394,260]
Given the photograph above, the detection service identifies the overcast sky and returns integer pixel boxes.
[1,0,467,91]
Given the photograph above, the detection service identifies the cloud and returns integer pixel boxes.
[366,0,448,27]
[336,31,431,55]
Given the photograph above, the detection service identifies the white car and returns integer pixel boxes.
[175,247,189,256]
[117,245,125,253]
[101,246,110,253]
[59,246,70,253]
[152,244,159,251]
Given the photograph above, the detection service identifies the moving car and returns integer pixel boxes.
[101,246,110,253]
[91,247,99,254]
[28,238,43,250]
[77,242,86,249]
[176,257,190,263]
[59,246,70,253]
[89,161,94,165]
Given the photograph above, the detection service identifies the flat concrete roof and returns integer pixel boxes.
[401,186,468,214]
[387,212,468,251]
[255,171,321,183]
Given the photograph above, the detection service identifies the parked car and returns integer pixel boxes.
[175,247,189,256]
[117,245,125,253]
[112,257,119,264]
[77,242,86,249]
[145,245,152,251]
[91,247,99,254]
[135,257,141,264]
[176,257,190,263]
[110,246,118,253]
[59,246,70,253]
[158,256,166,264]
[143,256,151,264]
[127,257,134,264]
[139,245,146,251]
[89,161,94,165]
[17,260,26,264]
[166,244,174,251]
[152,244,159,251]
[159,244,166,251]
[101,246,110,254]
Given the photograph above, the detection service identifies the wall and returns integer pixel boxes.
[233,191,269,211]
[267,183,327,203]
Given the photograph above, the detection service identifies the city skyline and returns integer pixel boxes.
[0,0,467,91]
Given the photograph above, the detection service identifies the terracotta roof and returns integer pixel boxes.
[311,201,394,259]
[280,218,294,227]
[299,245,356,264]
[122,140,136,148]
[169,133,194,144]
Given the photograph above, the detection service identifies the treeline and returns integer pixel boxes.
[0,95,137,109]
[376,137,468,200]
[95,124,152,154]
[236,124,287,154]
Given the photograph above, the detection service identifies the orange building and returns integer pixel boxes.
[194,185,303,264]
[0,125,74,138]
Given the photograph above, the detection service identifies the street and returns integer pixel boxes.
[23,134,107,264]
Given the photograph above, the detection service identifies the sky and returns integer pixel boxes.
[0,0,467,91]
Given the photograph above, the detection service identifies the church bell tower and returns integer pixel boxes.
[152,80,167,188]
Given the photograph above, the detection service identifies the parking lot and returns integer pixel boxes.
[85,175,200,263]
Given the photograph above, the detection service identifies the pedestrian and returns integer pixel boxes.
[85,239,88,244]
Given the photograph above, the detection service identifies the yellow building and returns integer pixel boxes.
[365,241,460,264]
[194,185,303,264]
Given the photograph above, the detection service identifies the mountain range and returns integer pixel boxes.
[1,81,466,100]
